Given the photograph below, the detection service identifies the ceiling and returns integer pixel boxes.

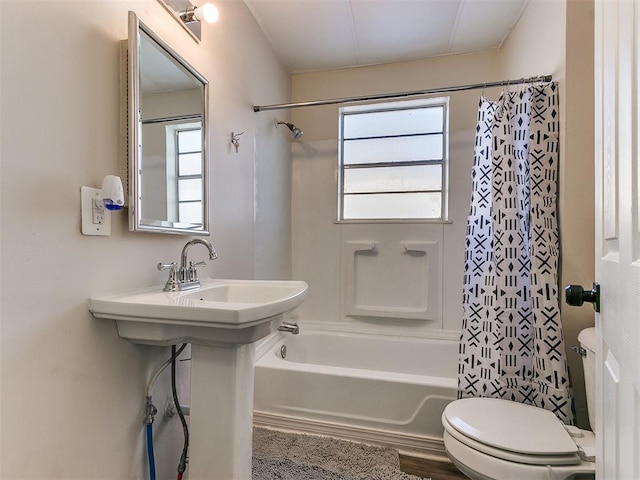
[140,29,202,93]
[243,0,530,73]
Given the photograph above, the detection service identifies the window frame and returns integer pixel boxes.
[337,97,450,223]
[165,122,204,224]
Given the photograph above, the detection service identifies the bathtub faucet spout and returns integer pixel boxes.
[277,321,299,335]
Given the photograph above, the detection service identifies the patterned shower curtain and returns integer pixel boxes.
[457,82,573,424]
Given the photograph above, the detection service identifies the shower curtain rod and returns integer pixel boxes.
[142,114,201,125]
[253,74,552,112]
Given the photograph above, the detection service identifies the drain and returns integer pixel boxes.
[280,345,287,359]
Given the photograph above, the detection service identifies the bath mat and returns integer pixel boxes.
[252,427,423,480]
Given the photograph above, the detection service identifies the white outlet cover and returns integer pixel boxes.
[81,186,111,236]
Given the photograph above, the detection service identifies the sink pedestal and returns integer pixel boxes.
[88,278,308,479]
[188,343,255,480]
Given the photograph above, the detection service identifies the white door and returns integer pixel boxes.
[594,0,640,478]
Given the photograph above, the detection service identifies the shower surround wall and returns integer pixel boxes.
[0,1,290,478]
[290,51,503,335]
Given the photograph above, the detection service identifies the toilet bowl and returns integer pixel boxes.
[443,327,596,480]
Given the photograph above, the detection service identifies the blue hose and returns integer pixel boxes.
[146,423,156,480]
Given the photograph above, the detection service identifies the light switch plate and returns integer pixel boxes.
[81,186,111,236]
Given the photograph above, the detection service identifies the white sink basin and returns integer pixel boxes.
[89,278,308,347]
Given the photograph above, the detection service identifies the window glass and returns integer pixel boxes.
[179,201,202,224]
[178,129,201,152]
[343,165,442,194]
[343,106,443,138]
[178,152,202,176]
[178,178,202,202]
[338,98,448,221]
[343,192,442,220]
[343,134,443,165]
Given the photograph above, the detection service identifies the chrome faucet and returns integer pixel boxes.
[158,239,218,292]
[277,321,299,335]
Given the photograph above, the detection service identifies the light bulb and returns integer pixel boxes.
[194,3,219,23]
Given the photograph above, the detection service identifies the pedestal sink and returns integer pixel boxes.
[89,278,308,479]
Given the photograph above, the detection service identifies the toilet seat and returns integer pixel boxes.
[443,429,595,480]
[442,413,582,466]
[442,398,593,467]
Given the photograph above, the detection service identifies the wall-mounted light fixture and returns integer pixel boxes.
[156,0,218,43]
[179,3,219,24]
[275,119,304,140]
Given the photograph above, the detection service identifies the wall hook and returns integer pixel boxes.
[231,131,244,153]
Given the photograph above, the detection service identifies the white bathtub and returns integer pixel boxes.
[253,330,459,457]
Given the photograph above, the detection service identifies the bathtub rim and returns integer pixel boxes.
[255,322,461,361]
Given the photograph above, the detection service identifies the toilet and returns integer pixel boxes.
[442,327,596,480]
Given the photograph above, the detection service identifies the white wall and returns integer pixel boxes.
[290,51,502,335]
[0,1,290,478]
[500,0,595,429]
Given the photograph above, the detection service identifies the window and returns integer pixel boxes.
[338,98,448,221]
[165,123,203,225]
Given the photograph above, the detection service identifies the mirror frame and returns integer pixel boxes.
[127,11,210,235]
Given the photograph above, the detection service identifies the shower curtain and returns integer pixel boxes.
[458,82,573,424]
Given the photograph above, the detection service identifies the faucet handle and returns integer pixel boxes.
[157,262,177,271]
[188,261,207,282]
[158,262,180,292]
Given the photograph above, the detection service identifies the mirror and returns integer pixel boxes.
[126,11,209,235]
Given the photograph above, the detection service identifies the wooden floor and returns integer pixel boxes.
[399,454,468,480]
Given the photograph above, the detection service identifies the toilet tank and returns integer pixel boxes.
[578,327,596,431]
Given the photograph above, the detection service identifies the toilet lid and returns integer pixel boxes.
[443,398,578,456]
[443,423,582,466]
